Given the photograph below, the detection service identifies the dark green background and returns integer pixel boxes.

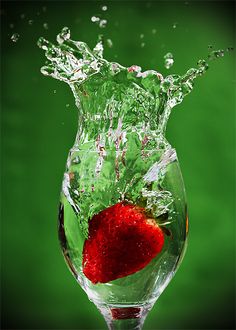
[1,1,235,329]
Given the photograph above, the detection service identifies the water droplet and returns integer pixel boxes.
[43,23,49,30]
[66,104,70,108]
[91,16,100,23]
[164,52,174,69]
[101,5,107,11]
[141,42,145,48]
[173,22,178,29]
[28,19,33,25]
[99,19,107,28]
[37,37,49,50]
[11,33,19,43]
[20,13,25,19]
[152,29,157,34]
[9,23,14,29]
[53,90,57,94]
[140,34,144,39]
[107,39,113,48]
[56,27,70,44]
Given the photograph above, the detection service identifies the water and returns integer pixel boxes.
[11,33,20,43]
[38,27,231,319]
[164,52,174,69]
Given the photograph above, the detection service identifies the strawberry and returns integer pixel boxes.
[82,202,164,284]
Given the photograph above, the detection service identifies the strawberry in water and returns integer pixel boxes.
[82,202,165,284]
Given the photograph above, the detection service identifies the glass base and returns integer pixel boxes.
[97,304,152,330]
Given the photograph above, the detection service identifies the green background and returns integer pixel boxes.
[1,1,235,329]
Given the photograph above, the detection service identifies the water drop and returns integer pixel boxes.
[28,19,33,25]
[37,37,49,50]
[141,42,145,48]
[43,23,49,30]
[57,27,70,44]
[208,49,225,61]
[164,52,174,69]
[20,13,25,19]
[66,104,70,108]
[101,5,107,11]
[9,23,14,29]
[107,39,113,48]
[11,33,19,43]
[152,29,157,34]
[53,90,57,94]
[140,34,144,39]
[99,19,107,28]
[91,16,100,23]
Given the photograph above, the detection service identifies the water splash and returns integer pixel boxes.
[38,27,233,239]
[38,27,232,137]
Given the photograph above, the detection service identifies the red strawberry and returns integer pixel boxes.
[82,202,164,284]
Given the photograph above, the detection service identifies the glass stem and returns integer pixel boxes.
[98,305,151,330]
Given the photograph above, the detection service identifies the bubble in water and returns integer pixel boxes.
[141,42,145,48]
[152,29,157,34]
[140,34,144,39]
[164,52,174,69]
[101,5,107,11]
[173,22,178,29]
[66,104,70,108]
[43,23,49,30]
[11,33,20,43]
[28,19,33,25]
[107,39,113,48]
[20,13,25,19]
[91,16,100,22]
[53,90,57,94]
[9,23,14,29]
[99,19,107,28]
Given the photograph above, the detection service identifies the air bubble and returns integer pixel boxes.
[101,5,107,11]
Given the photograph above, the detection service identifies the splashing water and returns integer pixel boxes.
[38,27,232,235]
[38,27,231,136]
